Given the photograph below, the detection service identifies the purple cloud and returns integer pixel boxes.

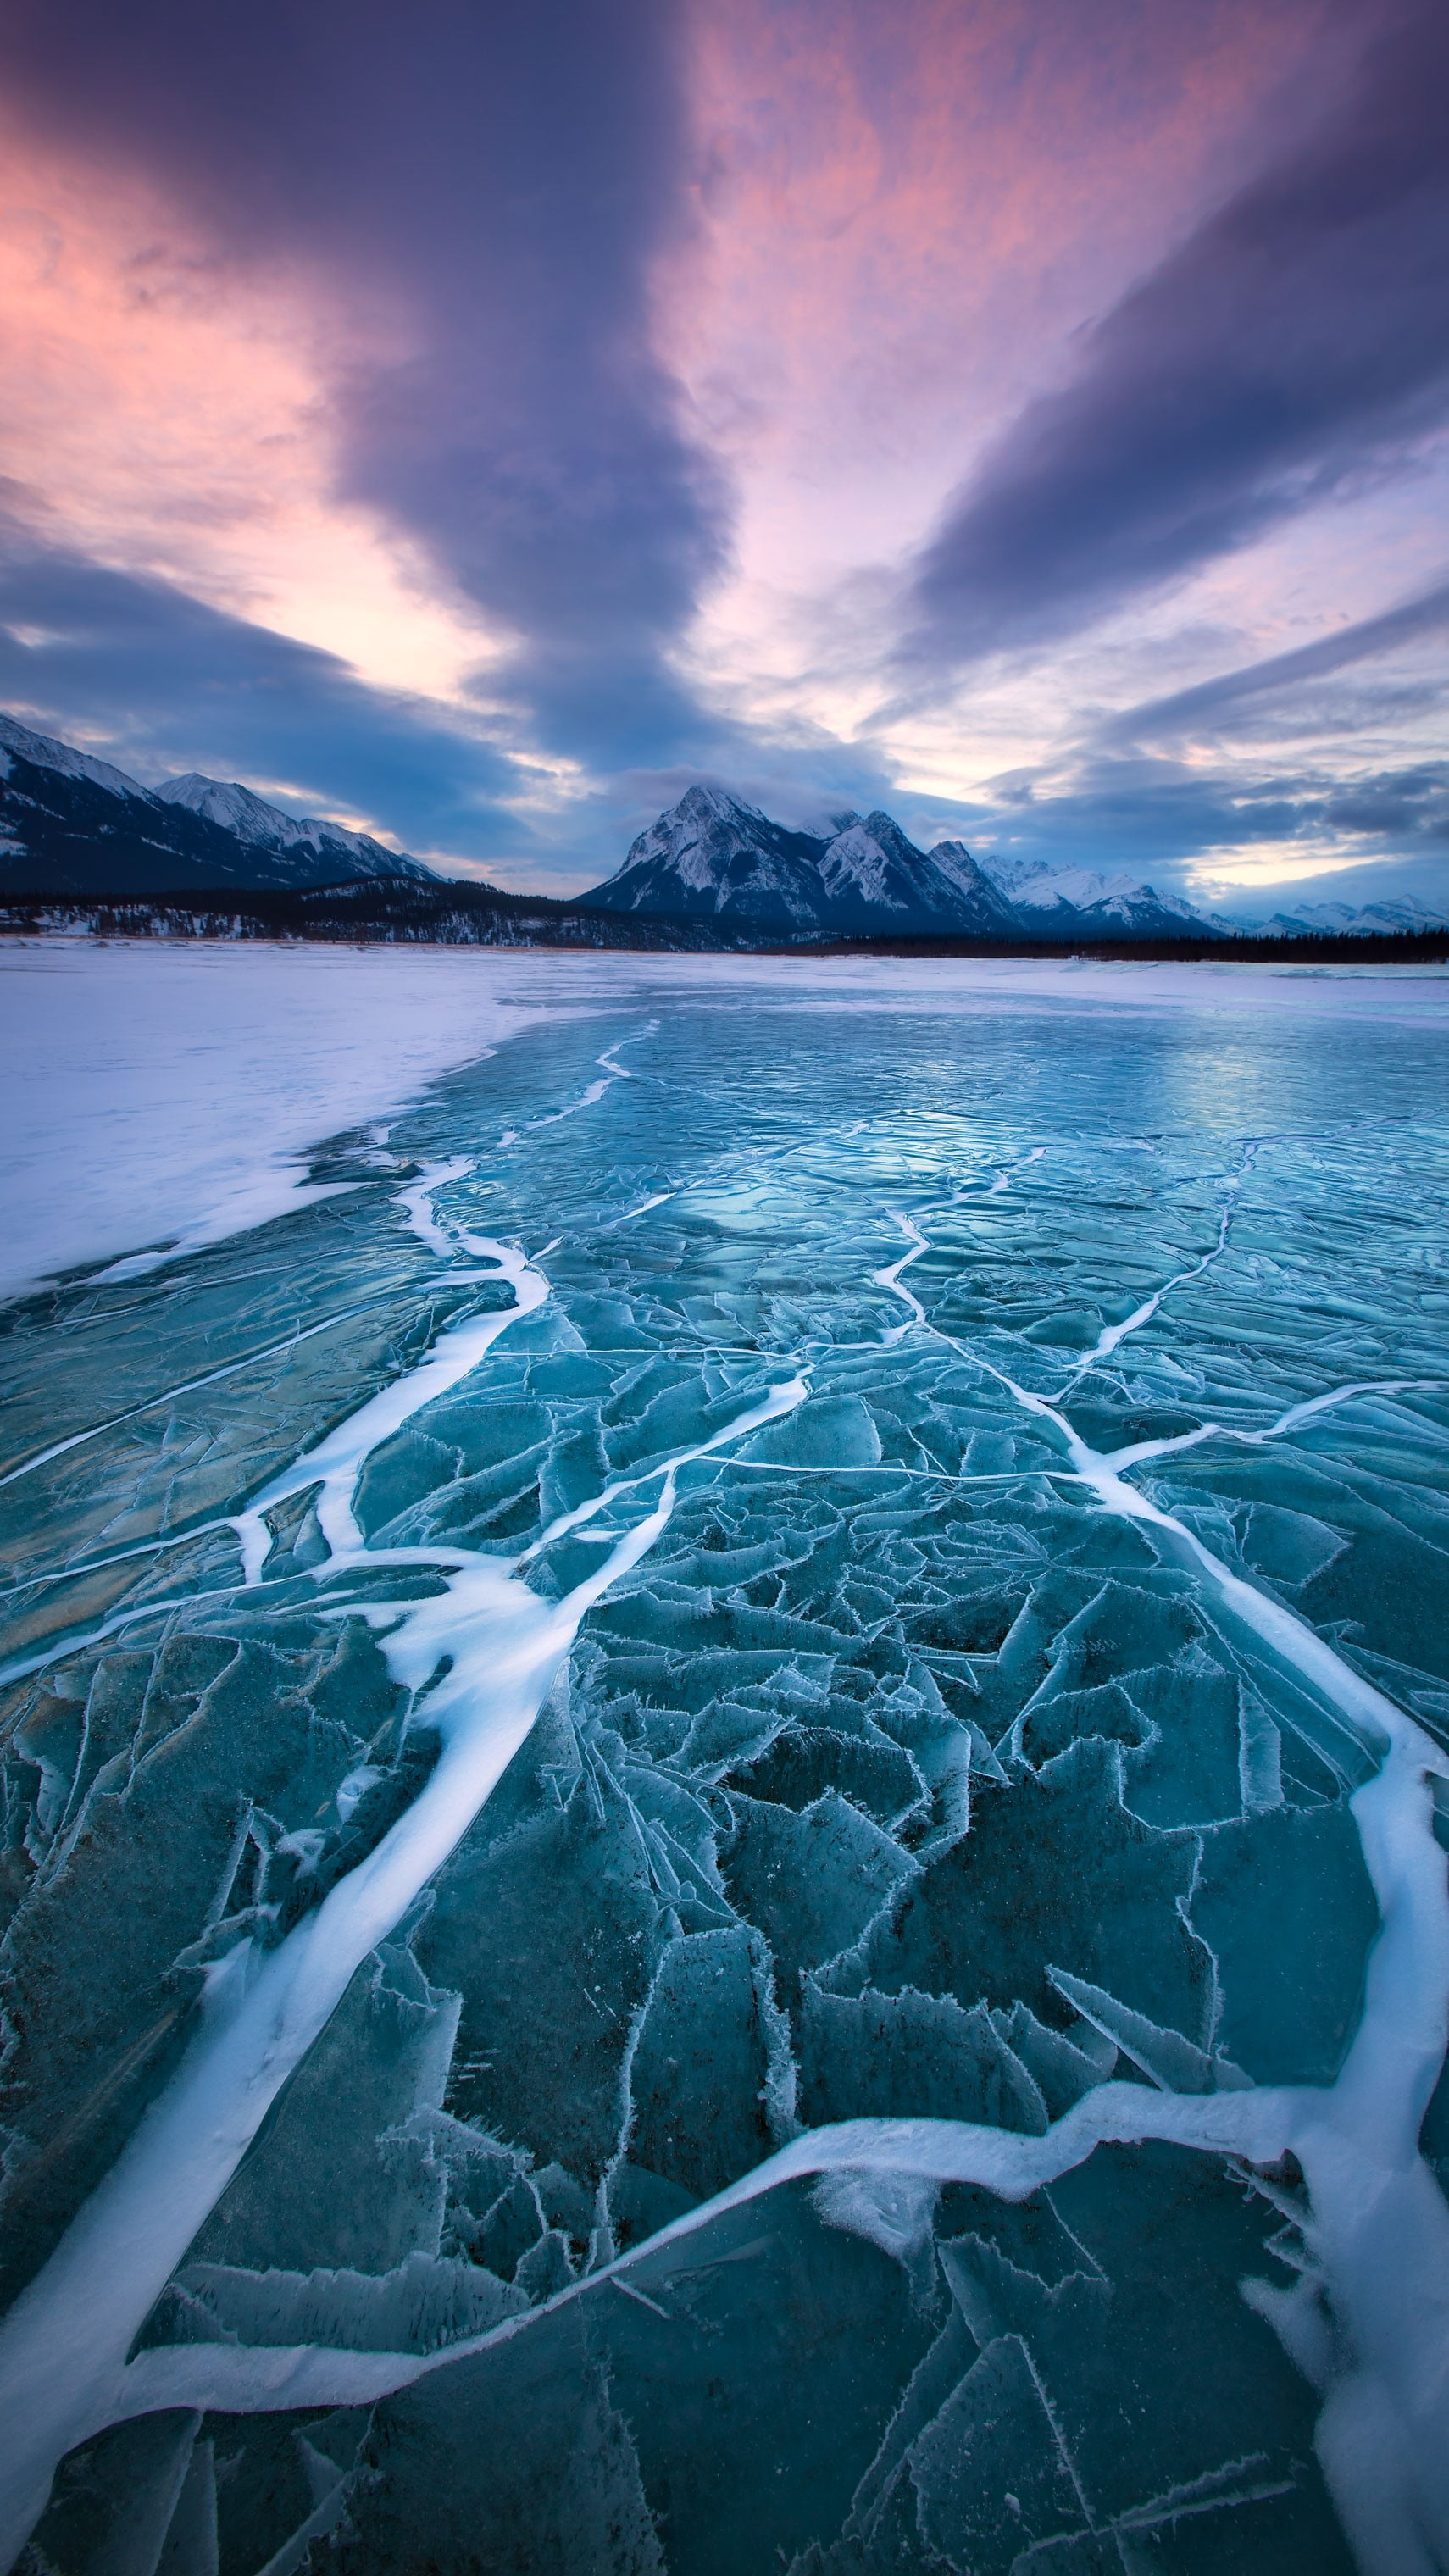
[0,0,728,763]
[898,3,1449,675]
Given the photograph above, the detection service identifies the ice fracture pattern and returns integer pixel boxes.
[1,969,1447,2576]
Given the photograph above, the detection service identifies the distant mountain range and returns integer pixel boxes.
[969,849,1226,941]
[582,785,1233,940]
[0,713,436,897]
[3,716,1445,942]
[1247,895,1449,941]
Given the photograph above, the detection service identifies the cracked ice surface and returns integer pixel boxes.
[1,959,1448,2575]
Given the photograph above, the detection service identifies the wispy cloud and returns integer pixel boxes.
[902,750,1449,912]
[897,4,1449,680]
[1108,578,1449,741]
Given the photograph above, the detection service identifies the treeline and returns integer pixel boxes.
[0,877,750,952]
[799,927,1449,964]
[1,878,1446,966]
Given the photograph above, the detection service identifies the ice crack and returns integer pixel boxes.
[868,1180,1449,2573]
[0,1160,808,2568]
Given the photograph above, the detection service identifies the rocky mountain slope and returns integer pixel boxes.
[600,793,1440,945]
[0,714,435,897]
[584,786,1021,935]
[6,718,1436,942]
[1252,893,1449,939]
[156,773,433,887]
[580,786,841,929]
[974,851,1226,941]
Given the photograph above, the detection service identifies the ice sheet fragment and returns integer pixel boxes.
[3,979,1447,2576]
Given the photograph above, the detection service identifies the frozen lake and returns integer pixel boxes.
[1,945,1447,2573]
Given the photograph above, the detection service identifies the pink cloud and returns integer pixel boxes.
[663,0,1343,560]
[0,118,492,701]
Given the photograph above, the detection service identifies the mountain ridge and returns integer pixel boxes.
[585,786,1019,935]
[1250,893,1449,940]
[4,715,1442,940]
[156,773,434,886]
[583,786,1225,940]
[0,713,436,897]
[973,849,1227,941]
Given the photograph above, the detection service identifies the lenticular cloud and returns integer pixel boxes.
[1,961,1447,2576]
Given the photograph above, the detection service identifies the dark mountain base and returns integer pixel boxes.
[0,878,758,951]
[3,883,1446,964]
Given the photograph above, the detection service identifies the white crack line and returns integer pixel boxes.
[870,1177,1449,2575]
[1053,1142,1258,1392]
[525,1029,654,1130]
[8,1145,1449,2575]
[0,1165,808,2570]
[1103,1378,1449,1475]
[0,1295,392,1491]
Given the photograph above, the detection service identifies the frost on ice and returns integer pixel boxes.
[0,977,1447,2574]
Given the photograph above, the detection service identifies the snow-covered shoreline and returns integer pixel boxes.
[3,940,1446,1308]
[0,941,565,1304]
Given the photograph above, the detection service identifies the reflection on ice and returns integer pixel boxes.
[1,969,1448,2574]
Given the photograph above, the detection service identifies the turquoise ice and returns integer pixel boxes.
[1,961,1447,2573]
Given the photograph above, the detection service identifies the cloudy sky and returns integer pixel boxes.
[0,0,1446,908]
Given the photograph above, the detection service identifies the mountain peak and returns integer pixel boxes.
[580,780,1253,940]
[0,712,146,802]
[588,781,831,923]
[673,782,768,824]
[586,782,1024,934]
[158,774,307,850]
[156,771,434,883]
[973,847,1224,937]
[0,713,436,899]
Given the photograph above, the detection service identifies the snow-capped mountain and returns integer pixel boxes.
[582,786,840,928]
[157,774,433,885]
[583,786,1019,934]
[824,819,1019,933]
[0,713,435,898]
[929,840,1028,934]
[0,717,147,802]
[10,721,1434,947]
[972,851,1228,941]
[1249,896,1449,939]
[585,786,1231,939]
